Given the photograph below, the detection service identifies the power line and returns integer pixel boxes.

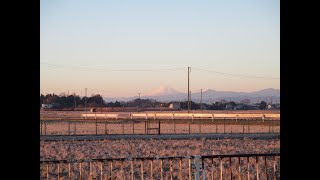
[41,62,279,79]
[41,62,186,72]
[192,67,280,80]
[42,62,279,78]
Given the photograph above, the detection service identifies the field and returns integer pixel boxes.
[40,110,280,135]
[40,137,280,179]
[40,110,280,179]
[40,119,280,135]
[41,138,279,160]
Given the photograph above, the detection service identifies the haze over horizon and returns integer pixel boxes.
[102,86,280,103]
[40,85,279,98]
[41,0,280,97]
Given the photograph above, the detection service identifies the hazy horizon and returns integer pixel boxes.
[41,0,280,97]
[40,86,280,98]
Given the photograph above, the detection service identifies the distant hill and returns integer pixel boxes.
[103,87,280,104]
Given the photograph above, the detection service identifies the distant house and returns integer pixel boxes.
[225,104,235,110]
[41,104,53,109]
[41,103,61,109]
[234,104,244,110]
[251,104,260,110]
[169,102,180,109]
[267,104,280,109]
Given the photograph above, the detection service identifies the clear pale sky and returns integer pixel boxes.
[40,0,280,97]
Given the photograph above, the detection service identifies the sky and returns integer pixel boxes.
[40,0,280,97]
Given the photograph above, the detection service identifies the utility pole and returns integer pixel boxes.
[101,95,103,112]
[188,67,191,113]
[139,93,141,109]
[85,88,87,115]
[190,90,191,111]
[200,89,203,113]
[74,95,76,111]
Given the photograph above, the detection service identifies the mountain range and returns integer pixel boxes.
[103,86,280,104]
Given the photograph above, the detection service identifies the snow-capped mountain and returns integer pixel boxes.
[103,86,280,103]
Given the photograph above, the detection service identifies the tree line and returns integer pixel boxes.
[40,93,105,109]
[40,93,269,110]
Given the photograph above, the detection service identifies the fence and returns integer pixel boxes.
[40,153,280,180]
[40,118,280,136]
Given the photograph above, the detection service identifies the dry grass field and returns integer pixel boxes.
[40,138,279,160]
[40,138,280,179]
[40,110,280,179]
[40,110,280,135]
[41,121,279,135]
